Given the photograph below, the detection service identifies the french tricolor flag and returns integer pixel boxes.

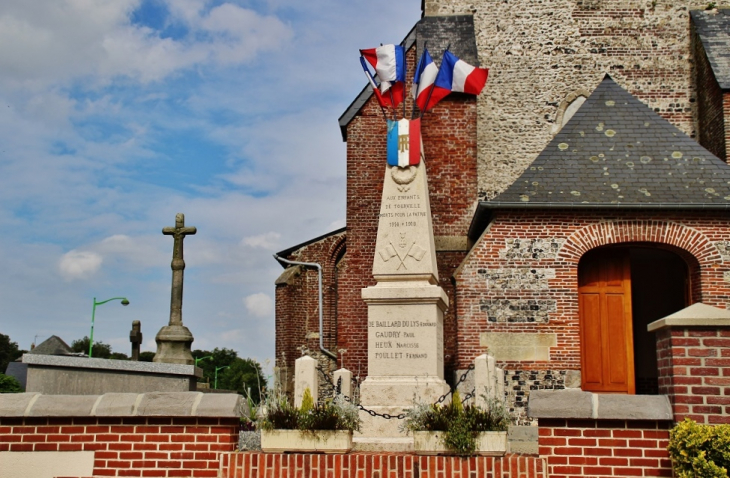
[360,44,406,88]
[426,50,489,111]
[412,49,439,112]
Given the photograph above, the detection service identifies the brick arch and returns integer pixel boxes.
[558,220,721,265]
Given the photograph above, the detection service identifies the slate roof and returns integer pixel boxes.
[29,335,74,356]
[338,15,479,141]
[691,9,730,90]
[483,75,730,210]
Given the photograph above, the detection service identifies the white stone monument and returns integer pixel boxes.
[359,144,450,444]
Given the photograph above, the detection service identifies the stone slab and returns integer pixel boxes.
[0,451,94,478]
[596,394,673,420]
[527,390,593,419]
[22,353,201,395]
[28,395,99,417]
[528,390,674,420]
[22,354,202,377]
[136,392,201,416]
[648,302,730,331]
[93,393,140,416]
[352,437,413,453]
[194,393,243,417]
[0,393,39,417]
[481,332,557,361]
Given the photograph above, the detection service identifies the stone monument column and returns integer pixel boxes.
[359,156,450,443]
[154,213,196,365]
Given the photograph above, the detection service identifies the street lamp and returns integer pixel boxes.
[195,355,212,367]
[89,297,130,357]
[214,365,230,389]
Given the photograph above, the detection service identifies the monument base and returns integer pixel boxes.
[358,375,450,439]
[154,325,194,365]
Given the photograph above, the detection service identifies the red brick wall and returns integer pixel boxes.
[538,419,672,478]
[454,211,730,370]
[221,452,546,478]
[339,43,478,378]
[0,416,239,477]
[656,325,730,425]
[275,231,346,388]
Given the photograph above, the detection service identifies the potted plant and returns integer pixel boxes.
[400,390,511,456]
[258,387,361,454]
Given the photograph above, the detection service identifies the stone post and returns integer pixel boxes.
[294,356,318,408]
[333,368,353,399]
[475,353,505,408]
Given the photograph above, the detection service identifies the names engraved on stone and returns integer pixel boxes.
[369,320,434,360]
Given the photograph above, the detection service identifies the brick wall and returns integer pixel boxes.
[538,419,672,477]
[454,211,729,370]
[656,325,730,424]
[220,452,546,478]
[0,416,239,477]
[275,230,346,393]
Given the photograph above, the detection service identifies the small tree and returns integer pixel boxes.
[71,336,113,359]
[0,333,23,373]
[0,374,22,393]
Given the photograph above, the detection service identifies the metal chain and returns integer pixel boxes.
[314,363,476,421]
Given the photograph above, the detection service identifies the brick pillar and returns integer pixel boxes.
[650,304,730,424]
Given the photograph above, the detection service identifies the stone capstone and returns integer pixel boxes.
[527,390,673,421]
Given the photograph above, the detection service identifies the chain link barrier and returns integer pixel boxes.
[315,364,475,420]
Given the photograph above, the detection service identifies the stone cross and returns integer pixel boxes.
[162,213,196,327]
[129,320,142,361]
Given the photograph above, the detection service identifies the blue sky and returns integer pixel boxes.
[0,0,421,367]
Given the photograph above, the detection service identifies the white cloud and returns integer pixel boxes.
[242,232,281,249]
[58,250,103,280]
[244,293,273,318]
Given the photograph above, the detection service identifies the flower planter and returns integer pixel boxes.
[260,429,353,454]
[413,430,508,456]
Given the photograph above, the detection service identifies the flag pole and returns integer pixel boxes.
[411,42,427,120]
[420,43,450,120]
[360,55,389,122]
[402,42,407,121]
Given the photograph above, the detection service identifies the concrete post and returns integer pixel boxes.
[475,353,504,408]
[333,368,352,399]
[294,356,318,408]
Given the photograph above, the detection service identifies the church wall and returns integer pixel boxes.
[422,0,707,199]
[455,210,730,421]
[274,231,345,395]
[691,17,727,162]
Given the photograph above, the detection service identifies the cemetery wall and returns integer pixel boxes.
[656,325,730,424]
[537,419,672,477]
[422,0,708,199]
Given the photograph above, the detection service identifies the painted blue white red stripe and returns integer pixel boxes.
[419,50,489,112]
[387,119,421,167]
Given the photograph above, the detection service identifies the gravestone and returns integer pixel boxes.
[359,156,450,445]
[154,213,196,365]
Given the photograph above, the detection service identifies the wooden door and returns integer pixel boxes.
[579,249,635,394]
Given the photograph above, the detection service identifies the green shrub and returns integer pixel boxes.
[257,387,361,433]
[668,418,730,478]
[0,374,22,393]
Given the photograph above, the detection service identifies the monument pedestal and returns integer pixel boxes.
[154,325,194,365]
[358,280,449,441]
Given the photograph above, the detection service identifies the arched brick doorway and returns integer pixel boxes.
[579,245,689,394]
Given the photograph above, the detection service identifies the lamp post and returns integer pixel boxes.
[215,365,229,389]
[89,297,130,357]
[195,355,212,367]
